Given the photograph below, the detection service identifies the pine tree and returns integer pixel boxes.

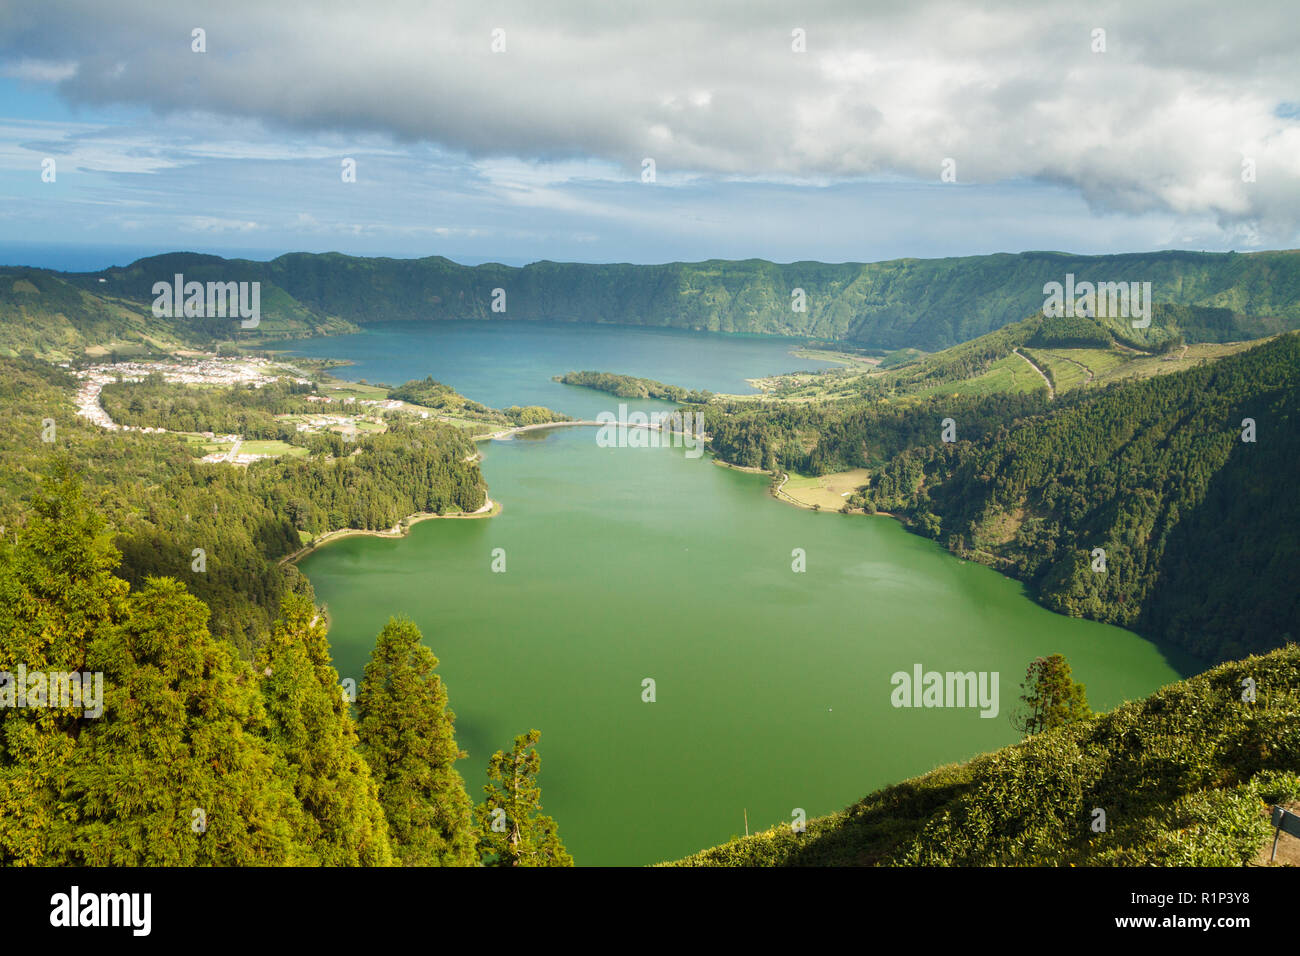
[56,577,308,865]
[258,594,393,866]
[1010,654,1091,737]
[0,465,305,865]
[0,462,128,865]
[476,729,573,867]
[357,617,477,866]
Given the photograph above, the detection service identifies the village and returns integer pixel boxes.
[69,355,423,466]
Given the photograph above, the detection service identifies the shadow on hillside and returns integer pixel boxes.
[1139,384,1299,669]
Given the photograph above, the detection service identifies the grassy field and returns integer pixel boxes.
[727,336,1278,410]
[1021,348,1089,391]
[239,439,308,458]
[1092,341,1260,387]
[316,380,390,401]
[176,432,229,455]
[779,468,872,509]
[906,353,1049,400]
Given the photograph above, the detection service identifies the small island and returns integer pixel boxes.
[555,370,713,403]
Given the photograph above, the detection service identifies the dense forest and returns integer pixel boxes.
[770,334,1300,663]
[0,358,487,656]
[704,389,1048,474]
[556,370,712,403]
[0,469,569,865]
[100,374,318,440]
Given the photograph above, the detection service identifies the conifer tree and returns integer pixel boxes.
[1,466,305,865]
[476,729,573,867]
[0,463,127,864]
[57,578,308,865]
[258,594,393,866]
[1010,654,1092,737]
[357,617,477,866]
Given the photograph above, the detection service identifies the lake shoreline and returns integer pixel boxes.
[710,459,896,517]
[279,497,500,566]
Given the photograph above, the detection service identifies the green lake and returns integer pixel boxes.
[286,322,1193,866]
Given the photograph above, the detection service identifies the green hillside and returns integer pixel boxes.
[0,357,487,656]
[17,247,1295,355]
[669,645,1300,866]
[852,333,1300,662]
[5,248,1300,361]
[0,262,356,361]
[701,333,1299,664]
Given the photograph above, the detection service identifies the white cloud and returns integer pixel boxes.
[0,58,77,82]
[1,0,1297,250]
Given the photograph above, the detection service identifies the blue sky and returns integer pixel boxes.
[1,1,1297,269]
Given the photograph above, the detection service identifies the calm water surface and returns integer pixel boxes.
[286,322,1191,865]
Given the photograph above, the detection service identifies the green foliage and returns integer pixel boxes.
[0,469,306,865]
[59,577,310,865]
[389,375,478,413]
[557,370,712,403]
[1010,654,1091,737]
[1028,315,1111,349]
[100,374,315,439]
[706,389,1046,475]
[502,405,573,426]
[20,248,1294,359]
[475,729,573,867]
[0,358,486,655]
[389,376,570,427]
[357,617,478,866]
[0,381,548,869]
[852,333,1300,662]
[669,645,1300,867]
[257,595,394,866]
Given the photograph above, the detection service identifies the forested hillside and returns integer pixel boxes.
[851,335,1300,662]
[702,334,1299,663]
[1,248,1289,358]
[556,370,712,403]
[0,358,486,655]
[0,470,569,866]
[0,263,355,361]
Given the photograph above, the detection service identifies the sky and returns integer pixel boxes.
[0,0,1297,269]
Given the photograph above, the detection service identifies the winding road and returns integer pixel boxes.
[1013,348,1054,400]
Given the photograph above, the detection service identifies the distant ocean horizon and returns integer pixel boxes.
[0,242,539,272]
[0,242,284,272]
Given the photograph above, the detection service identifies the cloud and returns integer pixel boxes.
[0,58,78,83]
[183,216,261,232]
[1,0,1297,244]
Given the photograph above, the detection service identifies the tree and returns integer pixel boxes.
[357,617,477,866]
[56,578,308,865]
[0,465,305,865]
[1010,654,1091,737]
[476,730,572,867]
[0,462,130,864]
[258,594,393,866]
